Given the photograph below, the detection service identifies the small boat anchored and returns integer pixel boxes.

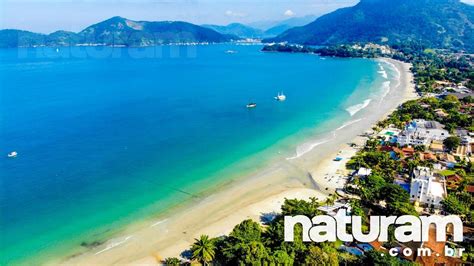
[8,151,18,158]
[246,103,257,108]
[274,92,286,101]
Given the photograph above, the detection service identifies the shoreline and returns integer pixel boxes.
[51,58,417,265]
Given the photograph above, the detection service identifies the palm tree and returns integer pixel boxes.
[163,257,181,265]
[191,235,215,265]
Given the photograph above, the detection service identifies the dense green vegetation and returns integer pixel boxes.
[265,0,474,52]
[444,136,461,152]
[261,44,317,54]
[391,44,474,93]
[379,96,473,132]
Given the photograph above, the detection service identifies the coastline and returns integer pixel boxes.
[50,58,417,265]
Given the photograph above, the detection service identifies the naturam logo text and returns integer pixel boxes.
[284,210,465,257]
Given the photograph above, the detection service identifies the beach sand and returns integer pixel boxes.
[54,58,417,265]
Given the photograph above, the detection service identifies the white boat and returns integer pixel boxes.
[274,92,286,101]
[225,50,237,54]
[8,151,17,158]
[246,103,257,108]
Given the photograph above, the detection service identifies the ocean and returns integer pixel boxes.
[0,44,395,264]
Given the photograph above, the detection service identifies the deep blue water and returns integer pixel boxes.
[0,44,383,264]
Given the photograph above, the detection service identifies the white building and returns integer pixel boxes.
[398,119,449,147]
[356,167,372,177]
[317,201,351,216]
[410,167,447,208]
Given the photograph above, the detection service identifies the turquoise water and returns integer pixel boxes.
[0,44,386,264]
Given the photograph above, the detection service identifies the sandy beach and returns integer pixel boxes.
[54,58,417,266]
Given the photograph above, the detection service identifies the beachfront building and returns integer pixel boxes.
[378,126,401,142]
[398,119,449,147]
[410,167,447,208]
[317,201,351,216]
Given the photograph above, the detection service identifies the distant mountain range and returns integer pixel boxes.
[260,15,319,36]
[202,15,319,39]
[266,0,474,51]
[202,23,264,39]
[0,16,237,47]
[248,15,319,32]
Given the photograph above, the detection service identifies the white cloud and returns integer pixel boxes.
[284,9,295,17]
[225,10,246,18]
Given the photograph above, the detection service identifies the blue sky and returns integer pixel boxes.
[1,0,473,33]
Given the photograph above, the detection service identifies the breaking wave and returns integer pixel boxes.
[345,99,372,116]
[286,137,334,160]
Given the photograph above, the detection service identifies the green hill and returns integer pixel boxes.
[0,16,236,47]
[265,0,474,51]
[202,23,263,38]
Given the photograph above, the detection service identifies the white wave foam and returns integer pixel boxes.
[336,118,364,131]
[345,99,372,116]
[95,235,133,255]
[378,70,388,79]
[286,137,334,160]
[379,59,401,89]
[379,80,391,101]
[383,60,400,79]
[150,219,168,227]
[286,117,365,160]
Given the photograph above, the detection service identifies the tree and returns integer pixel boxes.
[238,241,270,265]
[382,184,418,216]
[360,174,387,202]
[271,250,293,265]
[263,217,307,262]
[191,235,215,265]
[229,219,262,243]
[441,193,472,216]
[221,220,267,264]
[304,245,338,265]
[443,136,461,152]
[362,250,415,265]
[163,257,181,266]
[281,197,321,217]
[338,252,360,265]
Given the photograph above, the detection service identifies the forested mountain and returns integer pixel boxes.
[202,23,263,38]
[0,16,236,47]
[263,15,319,36]
[265,0,474,51]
